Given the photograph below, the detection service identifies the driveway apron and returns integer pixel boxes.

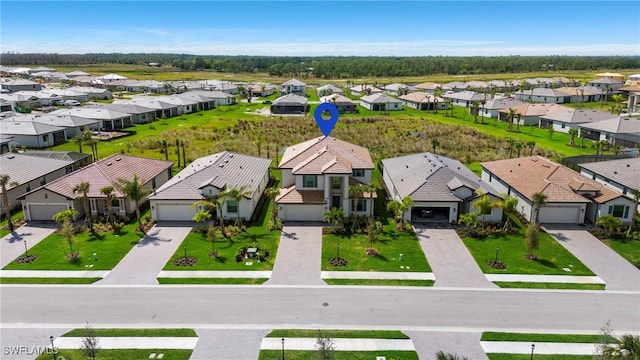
[266,225,325,285]
[189,329,268,360]
[544,225,640,291]
[414,226,496,288]
[1,222,58,268]
[97,223,192,285]
[406,331,489,360]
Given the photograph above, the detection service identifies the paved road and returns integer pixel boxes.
[1,286,638,333]
[266,225,325,285]
[0,222,58,268]
[407,331,488,360]
[97,223,192,285]
[544,225,640,291]
[414,226,497,288]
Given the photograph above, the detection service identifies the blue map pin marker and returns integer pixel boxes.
[314,102,339,137]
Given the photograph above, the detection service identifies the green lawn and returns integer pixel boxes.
[0,277,100,284]
[0,210,25,238]
[322,222,431,272]
[36,349,192,360]
[157,277,268,285]
[267,330,409,339]
[487,355,592,360]
[604,238,640,267]
[3,218,145,270]
[259,350,419,360]
[62,328,197,337]
[494,282,605,290]
[481,332,601,343]
[323,279,434,287]
[462,230,594,275]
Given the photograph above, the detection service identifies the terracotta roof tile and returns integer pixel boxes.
[275,186,325,204]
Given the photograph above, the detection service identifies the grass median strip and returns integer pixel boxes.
[259,350,418,360]
[157,277,268,285]
[487,355,593,360]
[323,279,434,286]
[494,282,605,290]
[62,328,197,337]
[266,330,409,339]
[481,332,601,343]
[36,349,192,360]
[0,277,101,284]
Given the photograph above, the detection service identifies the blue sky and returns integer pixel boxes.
[2,1,639,56]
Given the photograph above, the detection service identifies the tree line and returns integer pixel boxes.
[2,53,639,78]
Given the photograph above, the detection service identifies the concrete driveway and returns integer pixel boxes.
[1,222,58,268]
[190,329,268,360]
[97,223,192,285]
[406,331,488,360]
[414,226,497,288]
[266,225,325,286]
[544,224,640,291]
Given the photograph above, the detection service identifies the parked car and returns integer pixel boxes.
[64,100,81,106]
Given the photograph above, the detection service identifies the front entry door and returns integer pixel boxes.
[332,196,341,209]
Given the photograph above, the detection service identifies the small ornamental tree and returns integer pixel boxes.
[525,223,539,260]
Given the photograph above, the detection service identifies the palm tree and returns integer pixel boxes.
[73,135,84,154]
[494,194,518,230]
[386,200,402,229]
[363,183,377,222]
[225,185,252,226]
[431,138,440,154]
[323,207,345,228]
[473,194,494,232]
[100,186,115,225]
[627,190,640,238]
[568,128,579,146]
[506,138,516,159]
[514,142,524,158]
[264,187,281,227]
[526,141,536,156]
[506,108,516,132]
[435,351,470,360]
[115,174,151,233]
[348,184,366,231]
[532,192,548,226]
[53,209,79,258]
[601,334,640,359]
[470,100,480,123]
[73,181,93,233]
[0,174,19,231]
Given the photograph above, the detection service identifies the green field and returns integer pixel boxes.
[266,329,409,339]
[36,349,192,360]
[157,277,268,285]
[323,279,435,286]
[481,332,601,343]
[259,350,419,360]
[0,277,100,284]
[604,237,640,267]
[494,282,605,290]
[62,328,197,337]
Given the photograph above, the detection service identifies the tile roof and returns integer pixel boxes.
[515,88,570,97]
[555,86,602,96]
[350,85,383,93]
[0,120,65,135]
[320,94,354,104]
[579,116,640,134]
[480,156,621,204]
[483,98,525,110]
[414,82,442,90]
[113,97,176,110]
[37,154,173,199]
[291,147,353,175]
[279,136,374,170]
[51,107,131,120]
[7,114,100,128]
[497,103,568,116]
[399,92,442,103]
[0,152,79,193]
[272,93,308,105]
[149,152,271,201]
[442,90,485,101]
[539,109,616,124]
[382,153,498,202]
[579,157,640,190]
[275,186,324,204]
[86,103,155,115]
[282,79,306,86]
[360,93,402,104]
[589,77,624,85]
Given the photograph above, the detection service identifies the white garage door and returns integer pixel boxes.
[538,206,580,224]
[156,203,197,222]
[28,204,69,221]
[284,204,324,222]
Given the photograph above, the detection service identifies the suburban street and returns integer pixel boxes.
[2,285,639,332]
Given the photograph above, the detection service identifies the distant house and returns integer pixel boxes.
[156,95,199,115]
[465,81,489,92]
[626,89,640,113]
[175,92,217,111]
[0,93,41,108]
[579,157,639,203]
[398,92,445,111]
[51,108,133,130]
[0,121,66,148]
[67,86,113,100]
[442,81,469,92]
[514,88,572,103]
[188,90,236,106]
[317,84,344,97]
[320,94,357,113]
[481,156,634,224]
[578,116,640,147]
[98,73,128,82]
[276,136,375,222]
[538,109,615,133]
[0,79,42,93]
[480,98,525,118]
[44,88,90,103]
[12,91,63,106]
[113,97,178,119]
[87,103,156,124]
[248,84,276,97]
[21,154,173,222]
[442,91,485,107]
[587,77,624,92]
[413,82,443,94]
[0,151,90,213]
[149,152,271,222]
[6,114,100,138]
[270,93,308,115]
[497,103,568,126]
[349,85,383,97]
[382,153,503,224]
[359,93,402,111]
[384,83,413,96]
[66,71,91,78]
[280,79,307,95]
[205,81,238,95]
[555,86,602,103]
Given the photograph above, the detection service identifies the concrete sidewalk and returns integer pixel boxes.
[97,223,192,285]
[1,222,57,268]
[414,226,497,288]
[0,270,109,278]
[266,226,325,285]
[53,337,198,349]
[261,337,415,351]
[544,225,640,291]
[480,341,597,355]
[485,274,605,284]
[321,271,435,280]
[158,270,272,278]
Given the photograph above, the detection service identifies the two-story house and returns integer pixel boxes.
[276,136,375,222]
[280,79,307,96]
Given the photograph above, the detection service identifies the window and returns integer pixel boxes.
[42,134,49,142]
[303,175,317,188]
[26,183,30,192]
[350,199,366,212]
[167,168,172,179]
[227,199,238,213]
[609,205,629,218]
[151,178,156,189]
[332,177,341,189]
[352,169,365,177]
[111,198,120,208]
[40,177,46,186]
[561,123,566,129]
